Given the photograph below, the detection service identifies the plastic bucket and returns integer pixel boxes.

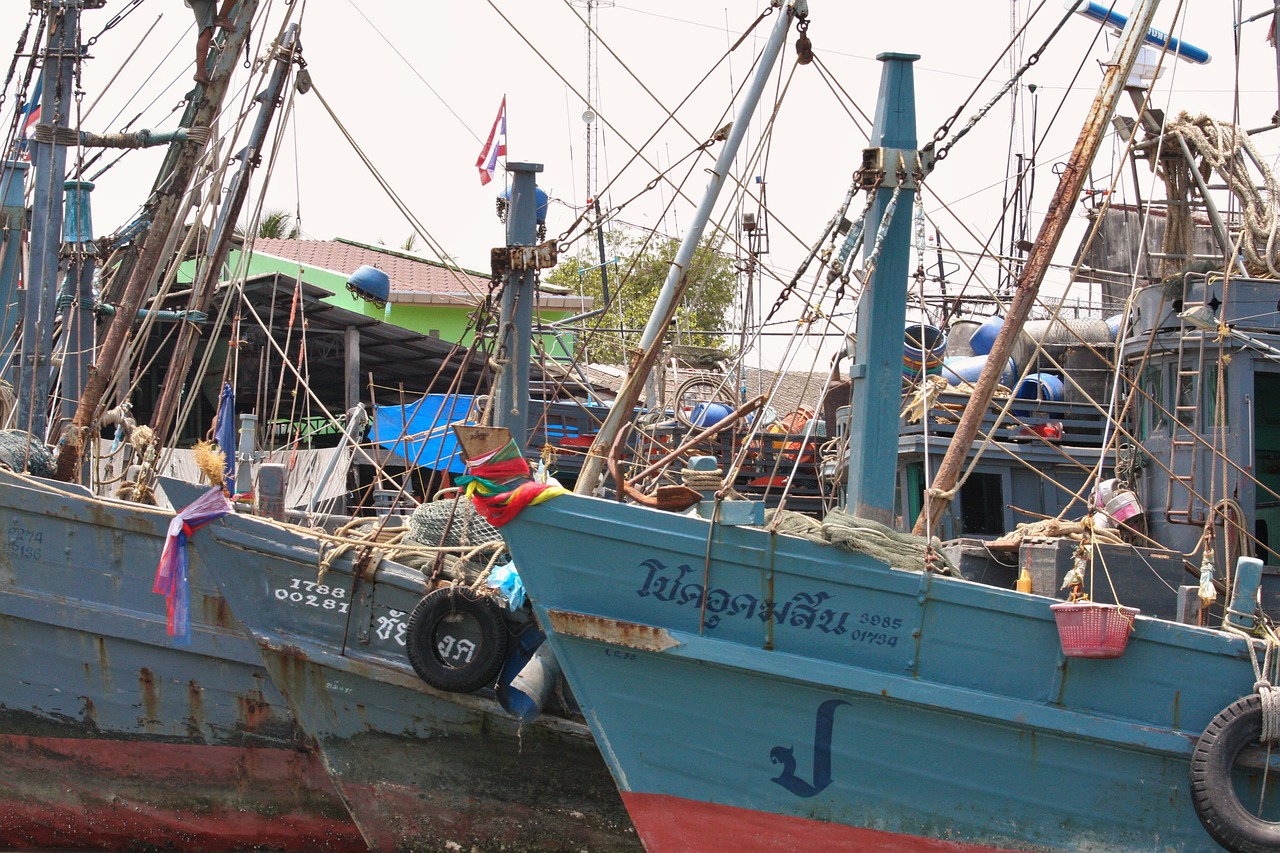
[1094,477,1120,509]
[940,355,1016,387]
[968,316,1004,356]
[1105,489,1144,523]
[903,324,947,378]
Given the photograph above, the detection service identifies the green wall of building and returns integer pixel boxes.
[220,246,581,359]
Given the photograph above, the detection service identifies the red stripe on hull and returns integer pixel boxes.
[0,733,364,851]
[338,781,640,852]
[621,792,1025,852]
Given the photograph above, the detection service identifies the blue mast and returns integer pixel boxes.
[18,2,89,440]
[0,160,28,377]
[844,53,920,525]
[57,180,96,426]
[492,161,543,452]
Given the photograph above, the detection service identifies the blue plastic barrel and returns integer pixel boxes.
[968,316,1004,356]
[940,355,1016,387]
[689,401,733,427]
[1013,373,1065,417]
[903,324,947,379]
[1014,373,1065,404]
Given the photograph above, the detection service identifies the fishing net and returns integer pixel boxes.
[406,497,508,576]
[0,430,54,477]
[766,506,957,575]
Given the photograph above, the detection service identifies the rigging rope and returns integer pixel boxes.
[1162,114,1280,277]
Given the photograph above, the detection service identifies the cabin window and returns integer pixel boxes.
[1139,366,1165,437]
[1203,364,1228,428]
[1256,373,1280,565]
[959,471,1005,536]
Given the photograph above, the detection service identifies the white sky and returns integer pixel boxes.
[3,0,1279,369]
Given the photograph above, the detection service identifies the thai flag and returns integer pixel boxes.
[17,74,41,159]
[475,97,507,186]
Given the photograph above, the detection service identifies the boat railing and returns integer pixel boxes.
[900,391,1109,448]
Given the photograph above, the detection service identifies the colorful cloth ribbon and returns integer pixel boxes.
[459,438,567,526]
[153,487,233,645]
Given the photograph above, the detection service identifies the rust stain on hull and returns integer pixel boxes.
[139,667,160,733]
[187,680,205,739]
[237,689,270,731]
[546,609,679,653]
[200,593,235,629]
[95,636,111,693]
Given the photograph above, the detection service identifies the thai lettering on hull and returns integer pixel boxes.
[634,558,903,647]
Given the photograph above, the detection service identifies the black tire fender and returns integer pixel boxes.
[1190,693,1280,853]
[405,586,509,694]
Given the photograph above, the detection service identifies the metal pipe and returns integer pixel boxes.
[19,3,79,441]
[490,162,543,452]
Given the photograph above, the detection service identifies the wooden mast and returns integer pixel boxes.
[53,1,263,482]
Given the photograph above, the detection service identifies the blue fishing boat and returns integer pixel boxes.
[461,1,1280,849]
[0,3,635,849]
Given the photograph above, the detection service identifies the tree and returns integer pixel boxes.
[544,230,737,364]
[256,208,300,239]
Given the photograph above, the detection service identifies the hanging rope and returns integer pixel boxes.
[1162,114,1280,277]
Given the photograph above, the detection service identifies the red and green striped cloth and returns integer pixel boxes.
[459,438,567,526]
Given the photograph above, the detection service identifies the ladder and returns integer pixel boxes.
[1166,290,1210,525]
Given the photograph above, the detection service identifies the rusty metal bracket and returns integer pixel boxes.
[491,241,559,280]
[516,241,558,271]
[859,147,922,191]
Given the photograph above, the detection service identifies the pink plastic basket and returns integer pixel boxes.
[1049,602,1140,659]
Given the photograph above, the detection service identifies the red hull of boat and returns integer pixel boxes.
[622,792,1025,853]
[0,733,365,851]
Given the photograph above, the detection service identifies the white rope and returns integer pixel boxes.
[1164,114,1280,277]
[1223,617,1280,743]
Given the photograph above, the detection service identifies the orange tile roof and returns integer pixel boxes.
[251,237,490,297]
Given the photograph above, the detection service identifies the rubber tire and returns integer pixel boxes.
[673,376,736,429]
[405,587,509,694]
[1190,694,1280,853]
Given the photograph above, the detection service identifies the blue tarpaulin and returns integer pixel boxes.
[215,382,236,494]
[372,394,475,474]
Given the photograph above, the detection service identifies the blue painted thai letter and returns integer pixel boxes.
[769,698,849,797]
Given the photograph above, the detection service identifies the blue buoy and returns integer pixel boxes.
[347,264,389,307]
[500,185,549,225]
